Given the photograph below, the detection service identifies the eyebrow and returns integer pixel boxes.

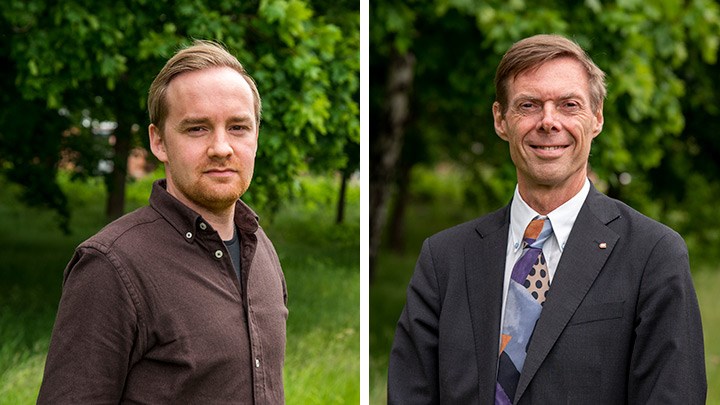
[177,117,210,129]
[512,92,585,102]
[177,115,255,128]
[227,115,254,124]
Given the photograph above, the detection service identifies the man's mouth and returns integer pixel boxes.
[205,168,237,173]
[203,168,238,177]
[531,145,566,150]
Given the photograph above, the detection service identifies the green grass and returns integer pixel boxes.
[696,269,720,404]
[369,252,416,405]
[370,168,720,404]
[0,172,359,404]
[271,176,360,404]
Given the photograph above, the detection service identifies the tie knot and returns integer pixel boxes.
[522,216,553,249]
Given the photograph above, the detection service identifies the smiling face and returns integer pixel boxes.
[149,66,259,215]
[493,57,603,201]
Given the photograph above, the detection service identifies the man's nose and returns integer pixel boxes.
[539,103,560,133]
[208,131,233,158]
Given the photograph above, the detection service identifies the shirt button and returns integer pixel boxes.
[199,222,207,230]
[214,250,223,259]
[255,358,260,368]
[186,232,193,239]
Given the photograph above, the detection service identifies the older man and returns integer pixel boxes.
[388,34,706,404]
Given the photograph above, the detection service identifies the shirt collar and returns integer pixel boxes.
[149,179,259,241]
[510,178,590,252]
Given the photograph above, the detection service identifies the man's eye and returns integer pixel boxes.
[229,125,253,134]
[518,102,539,112]
[188,126,206,133]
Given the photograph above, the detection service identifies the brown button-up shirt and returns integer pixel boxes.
[38,180,288,404]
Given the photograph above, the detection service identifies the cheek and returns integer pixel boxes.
[570,130,595,158]
[235,140,258,159]
[505,122,529,149]
[166,141,205,169]
[508,116,536,134]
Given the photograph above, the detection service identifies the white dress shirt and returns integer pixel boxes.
[499,178,591,335]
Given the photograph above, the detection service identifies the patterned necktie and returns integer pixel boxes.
[495,217,553,405]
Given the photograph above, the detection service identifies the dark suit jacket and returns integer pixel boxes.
[388,185,706,404]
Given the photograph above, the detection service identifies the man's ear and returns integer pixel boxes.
[149,124,168,163]
[253,126,259,154]
[592,102,604,138]
[493,102,509,141]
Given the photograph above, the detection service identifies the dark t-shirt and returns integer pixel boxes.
[224,226,242,282]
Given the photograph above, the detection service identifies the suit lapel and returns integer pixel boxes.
[466,205,510,403]
[514,187,621,402]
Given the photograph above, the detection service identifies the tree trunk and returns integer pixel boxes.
[336,170,349,224]
[388,161,413,253]
[105,120,130,222]
[369,51,416,281]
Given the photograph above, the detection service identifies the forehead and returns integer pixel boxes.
[165,67,255,118]
[508,57,591,100]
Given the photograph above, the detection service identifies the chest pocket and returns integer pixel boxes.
[567,301,624,326]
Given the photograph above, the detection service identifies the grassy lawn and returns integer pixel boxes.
[0,172,359,404]
[697,269,720,404]
[369,169,720,404]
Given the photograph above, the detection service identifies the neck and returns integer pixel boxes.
[518,177,586,215]
[198,206,236,240]
[164,179,237,240]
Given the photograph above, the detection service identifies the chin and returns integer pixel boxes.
[197,194,241,211]
[195,186,243,206]
[523,172,564,188]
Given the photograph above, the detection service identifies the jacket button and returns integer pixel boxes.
[214,250,223,258]
[185,232,193,239]
[255,358,260,368]
[199,222,207,230]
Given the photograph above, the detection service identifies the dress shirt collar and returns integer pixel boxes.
[150,179,259,241]
[510,178,591,252]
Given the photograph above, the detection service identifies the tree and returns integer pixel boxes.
[0,0,359,226]
[369,1,421,277]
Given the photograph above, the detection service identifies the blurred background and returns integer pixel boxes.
[0,1,359,403]
[370,0,720,403]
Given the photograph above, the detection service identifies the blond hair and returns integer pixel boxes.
[148,40,262,129]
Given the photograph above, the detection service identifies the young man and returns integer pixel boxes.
[38,41,287,404]
[388,34,706,404]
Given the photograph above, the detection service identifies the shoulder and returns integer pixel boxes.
[426,204,508,247]
[79,206,164,254]
[587,190,686,252]
[61,208,161,306]
[254,225,281,261]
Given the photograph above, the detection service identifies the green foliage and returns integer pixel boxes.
[371,0,720,264]
[0,0,359,226]
[654,174,720,264]
[370,1,419,54]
